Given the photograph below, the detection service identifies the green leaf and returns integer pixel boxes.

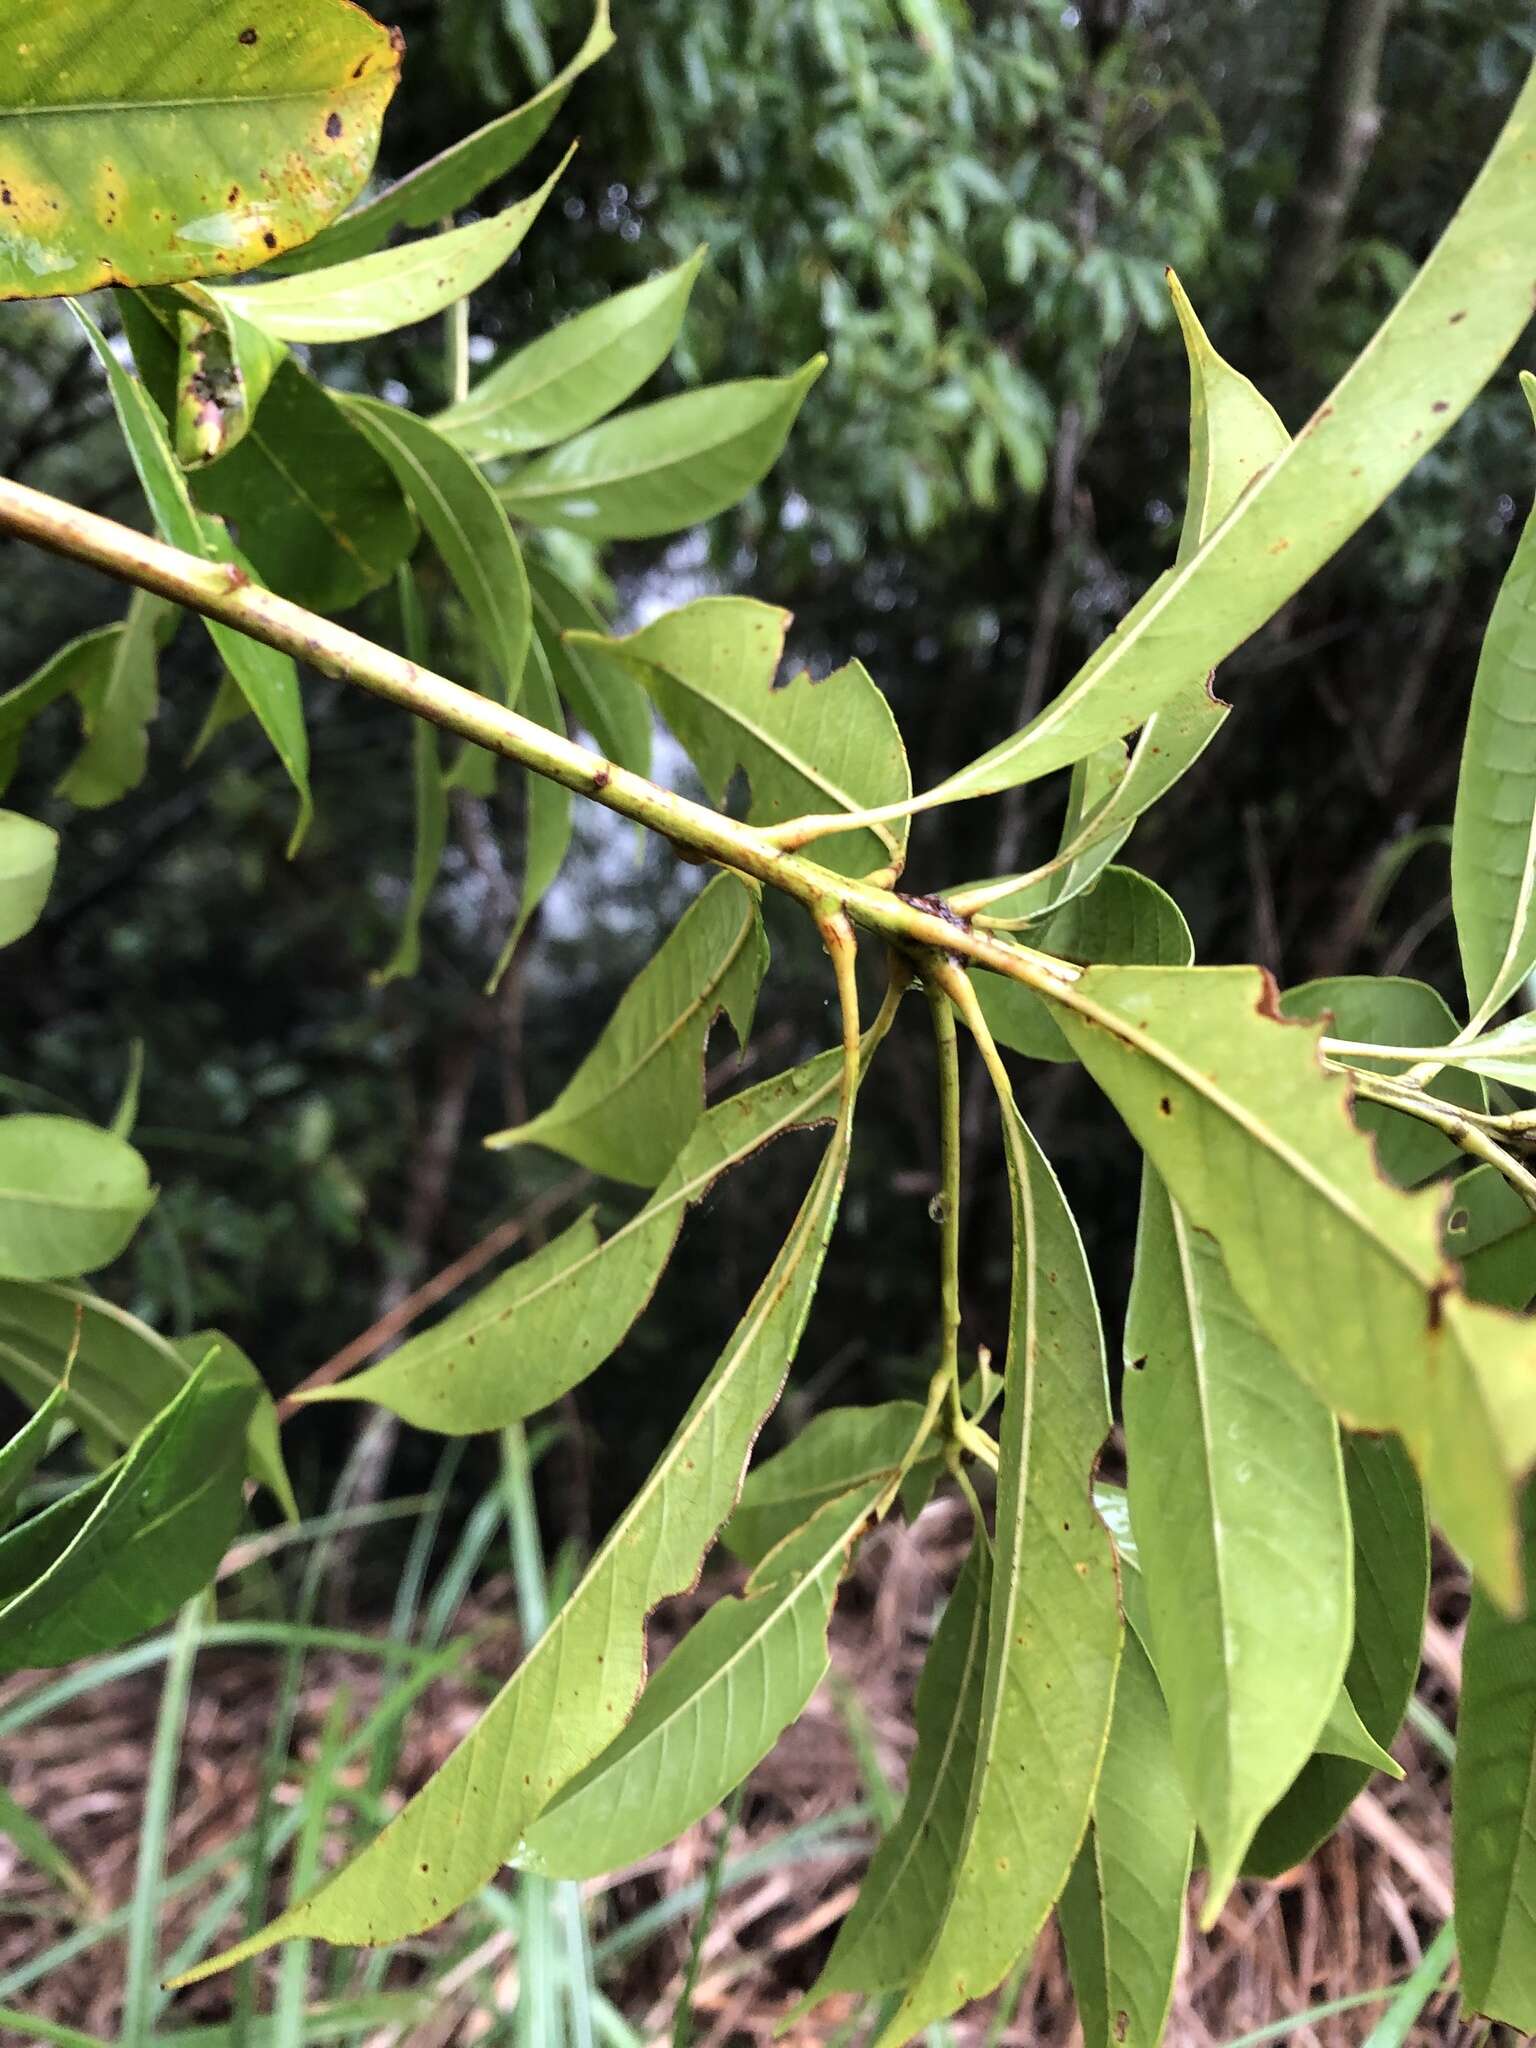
[1281,976,1486,1185]
[975,866,1193,1064]
[915,73,1536,808]
[499,358,826,540]
[0,1115,153,1282]
[1447,1164,1536,1311]
[1456,1480,1536,2030]
[265,0,614,273]
[1454,376,1536,1027]
[0,1351,254,1672]
[0,0,399,300]
[55,590,171,809]
[137,283,288,467]
[527,564,652,777]
[303,1045,854,1434]
[807,1539,992,2002]
[572,598,910,879]
[1417,1009,1536,1095]
[0,1782,91,1910]
[211,154,570,345]
[344,395,532,710]
[725,1399,930,1568]
[172,1329,298,1525]
[486,629,573,990]
[0,1374,71,1532]
[876,1081,1120,2042]
[0,628,118,792]
[177,1073,860,1975]
[520,1478,886,1879]
[437,249,705,459]
[485,874,766,1183]
[1123,1166,1352,1916]
[1315,1685,1404,1777]
[1247,1434,1429,1877]
[373,573,447,988]
[75,303,313,846]
[0,811,57,946]
[1046,964,1536,1608]
[1058,1630,1193,2048]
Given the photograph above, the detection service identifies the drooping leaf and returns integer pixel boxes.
[485,874,766,1183]
[1247,1434,1429,1876]
[133,283,288,467]
[527,564,652,777]
[520,1478,886,1879]
[55,590,171,808]
[374,574,447,988]
[499,358,825,539]
[0,1351,254,1672]
[486,629,574,990]
[345,395,532,712]
[1057,1629,1194,2048]
[572,598,910,879]
[912,75,1536,808]
[974,866,1192,1064]
[0,627,118,792]
[0,1116,152,1283]
[1454,374,1536,1028]
[0,0,399,300]
[437,249,705,459]
[1447,1164,1536,1312]
[725,1399,932,1568]
[171,1329,297,1525]
[1045,963,1536,1608]
[178,1067,860,1976]
[1281,976,1486,1186]
[211,155,570,345]
[1456,1479,1536,2031]
[266,1,614,273]
[806,1539,992,2003]
[0,811,57,946]
[1315,1684,1404,1777]
[983,741,1133,927]
[877,1068,1120,2043]
[1124,1168,1352,1914]
[303,1045,858,1434]
[76,303,313,845]
[0,1374,71,1532]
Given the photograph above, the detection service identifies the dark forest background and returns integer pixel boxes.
[4,0,1533,1573]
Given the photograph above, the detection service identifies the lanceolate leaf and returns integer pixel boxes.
[1447,1164,1536,1311]
[76,304,312,846]
[344,396,532,710]
[1246,1434,1428,1875]
[178,1073,860,1975]
[1315,1684,1403,1776]
[573,599,910,878]
[1058,1630,1194,2048]
[915,70,1536,808]
[211,155,571,345]
[1046,964,1536,1607]
[0,811,57,946]
[1456,1480,1536,2030]
[55,590,170,808]
[528,563,652,777]
[487,630,574,989]
[374,574,447,987]
[1454,375,1536,1028]
[976,866,1192,1065]
[1124,1168,1352,1914]
[0,1782,92,1909]
[0,628,117,792]
[520,1478,887,1879]
[0,1116,152,1282]
[0,0,399,300]
[0,1375,71,1532]
[437,250,705,459]
[266,1,614,273]
[1416,1009,1536,1095]
[725,1399,931,1568]
[499,358,825,539]
[0,1352,254,1672]
[878,1076,1120,2044]
[304,1046,857,1433]
[486,875,766,1183]
[808,1540,992,2002]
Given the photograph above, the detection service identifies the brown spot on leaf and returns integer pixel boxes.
[237,25,257,42]
[1431,400,1450,414]
[1128,1354,1146,1373]
[326,112,343,139]
[228,185,240,203]
[1,189,12,206]
[1253,968,1284,1021]
[1158,1095,1173,1115]
[1268,537,1290,554]
[1428,1278,1448,1332]
[1114,2014,1130,2043]
[1449,309,1467,324]
[262,230,278,249]
[389,24,407,56]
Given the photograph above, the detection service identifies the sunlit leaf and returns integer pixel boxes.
[0,811,57,947]
[572,598,910,878]
[520,1478,886,1878]
[725,1398,931,1568]
[1455,1480,1536,2031]
[0,0,399,300]
[0,1116,152,1283]
[1124,1167,1352,1914]
[486,874,766,1183]
[212,155,570,345]
[1058,1630,1193,2048]
[528,563,652,777]
[1046,963,1536,1607]
[499,357,825,539]
[437,249,704,459]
